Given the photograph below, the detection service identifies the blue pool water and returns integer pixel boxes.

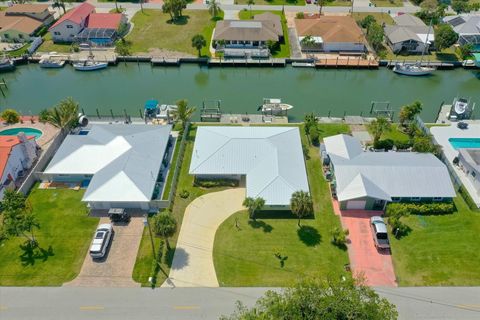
[449,138,480,150]
[0,127,42,139]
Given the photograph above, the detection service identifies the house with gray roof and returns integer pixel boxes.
[458,148,480,192]
[42,124,173,210]
[444,14,480,46]
[384,14,434,54]
[324,134,455,211]
[189,126,309,209]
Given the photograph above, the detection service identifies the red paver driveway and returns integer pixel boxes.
[333,201,397,287]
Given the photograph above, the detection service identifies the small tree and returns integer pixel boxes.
[435,24,459,51]
[243,197,265,220]
[366,22,384,52]
[152,212,177,249]
[290,191,313,227]
[208,0,221,18]
[398,101,422,127]
[360,15,376,29]
[368,117,391,145]
[38,109,50,123]
[300,35,316,52]
[174,99,196,128]
[247,0,255,18]
[458,43,473,60]
[191,34,207,57]
[1,109,20,124]
[309,126,320,146]
[162,0,187,22]
[331,227,349,247]
[303,112,316,135]
[46,97,79,131]
[115,39,132,56]
[451,0,470,13]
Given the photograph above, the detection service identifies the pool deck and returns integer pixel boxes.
[0,117,60,149]
[431,123,480,207]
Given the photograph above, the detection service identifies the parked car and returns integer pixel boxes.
[89,223,113,259]
[370,216,390,250]
[108,208,130,223]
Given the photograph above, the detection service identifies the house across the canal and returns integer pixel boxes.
[323,134,455,210]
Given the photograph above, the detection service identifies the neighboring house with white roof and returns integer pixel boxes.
[384,14,434,54]
[444,14,480,46]
[458,149,480,191]
[323,134,455,211]
[189,126,309,209]
[42,124,172,210]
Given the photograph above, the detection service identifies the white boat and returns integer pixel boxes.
[0,55,15,72]
[73,59,108,71]
[292,62,315,68]
[448,97,475,121]
[39,58,65,68]
[260,98,294,115]
[392,63,435,76]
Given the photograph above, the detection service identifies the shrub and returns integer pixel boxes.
[1,109,20,124]
[373,139,394,151]
[386,202,455,216]
[194,179,238,188]
[149,239,164,287]
[309,126,320,146]
[38,109,50,123]
[389,216,410,239]
[331,227,349,247]
[394,140,413,150]
[296,12,304,19]
[179,189,190,199]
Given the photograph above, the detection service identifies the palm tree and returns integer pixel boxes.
[368,117,391,144]
[243,197,265,220]
[247,0,255,18]
[152,212,177,250]
[290,191,313,227]
[191,34,207,57]
[208,0,221,18]
[174,99,196,128]
[46,97,79,131]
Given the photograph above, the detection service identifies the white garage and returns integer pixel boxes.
[346,200,367,210]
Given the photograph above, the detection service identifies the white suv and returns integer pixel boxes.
[89,223,113,259]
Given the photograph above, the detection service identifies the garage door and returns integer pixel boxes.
[346,200,367,210]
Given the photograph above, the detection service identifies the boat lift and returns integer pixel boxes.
[369,101,394,121]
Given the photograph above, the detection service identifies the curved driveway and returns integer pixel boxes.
[162,188,245,287]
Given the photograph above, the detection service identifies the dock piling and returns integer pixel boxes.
[110,109,114,120]
[96,108,101,119]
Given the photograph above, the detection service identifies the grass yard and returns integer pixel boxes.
[37,33,72,54]
[213,124,351,286]
[132,125,229,286]
[384,46,461,62]
[352,12,395,26]
[381,124,410,142]
[0,187,98,286]
[370,0,403,6]
[238,10,290,58]
[390,195,480,286]
[235,0,302,5]
[126,9,221,57]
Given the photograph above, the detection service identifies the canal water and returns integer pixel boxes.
[1,63,479,122]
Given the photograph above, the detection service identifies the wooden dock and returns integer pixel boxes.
[220,113,288,125]
[208,58,286,67]
[315,58,379,69]
[151,57,180,66]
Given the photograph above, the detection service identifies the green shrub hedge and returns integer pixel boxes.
[458,185,480,212]
[194,179,238,188]
[386,202,455,216]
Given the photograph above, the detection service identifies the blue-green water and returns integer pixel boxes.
[1,63,480,122]
[449,138,480,150]
[0,127,43,139]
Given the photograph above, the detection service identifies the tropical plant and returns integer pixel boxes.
[52,0,66,14]
[191,34,207,57]
[331,227,349,247]
[162,0,187,22]
[1,109,20,124]
[46,97,79,130]
[451,0,470,13]
[38,109,50,123]
[309,126,320,146]
[174,99,196,128]
[303,112,316,135]
[317,0,327,16]
[366,22,384,51]
[300,35,316,51]
[368,117,392,144]
[208,0,221,18]
[115,39,132,56]
[242,197,265,220]
[247,0,255,18]
[458,43,474,60]
[435,24,459,51]
[360,15,376,29]
[152,212,177,249]
[220,277,398,320]
[398,101,422,127]
[290,191,313,227]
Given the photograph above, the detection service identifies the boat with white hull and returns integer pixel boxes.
[393,63,435,76]
[73,59,108,71]
[40,58,65,68]
[260,98,294,115]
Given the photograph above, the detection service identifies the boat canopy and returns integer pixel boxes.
[145,100,159,110]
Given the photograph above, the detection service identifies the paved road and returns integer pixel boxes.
[1,286,479,319]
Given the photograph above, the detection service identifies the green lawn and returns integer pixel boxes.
[370,0,403,7]
[126,9,221,57]
[37,33,72,53]
[352,12,395,26]
[132,125,229,286]
[384,46,461,62]
[213,124,351,286]
[238,10,290,58]
[390,195,480,286]
[381,124,410,142]
[235,0,302,5]
[0,187,98,286]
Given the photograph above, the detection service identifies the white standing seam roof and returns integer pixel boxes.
[324,134,456,202]
[44,124,172,203]
[189,126,309,206]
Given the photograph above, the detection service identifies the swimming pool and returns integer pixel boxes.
[449,138,480,150]
[0,127,43,139]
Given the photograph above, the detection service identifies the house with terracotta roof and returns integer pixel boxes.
[0,133,38,200]
[0,4,53,43]
[295,16,367,53]
[76,13,128,46]
[49,2,95,43]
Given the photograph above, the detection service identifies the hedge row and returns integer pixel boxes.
[386,202,455,216]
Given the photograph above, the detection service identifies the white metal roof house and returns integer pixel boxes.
[384,14,434,54]
[324,134,455,211]
[444,14,480,46]
[189,126,309,209]
[43,124,172,210]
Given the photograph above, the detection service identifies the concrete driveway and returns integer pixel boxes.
[333,201,397,287]
[63,217,144,288]
[162,188,245,287]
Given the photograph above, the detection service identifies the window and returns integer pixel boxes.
[66,25,73,29]
[391,197,400,202]
[54,31,60,36]
[410,197,421,202]
[433,197,443,202]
